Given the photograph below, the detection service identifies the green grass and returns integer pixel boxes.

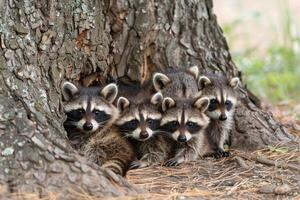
[235,46,300,102]
[222,1,300,103]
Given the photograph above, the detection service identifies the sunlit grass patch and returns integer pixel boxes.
[220,0,300,103]
[235,46,300,102]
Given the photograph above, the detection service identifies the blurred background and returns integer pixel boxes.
[214,0,300,116]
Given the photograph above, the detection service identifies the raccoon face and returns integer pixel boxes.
[116,92,163,141]
[62,82,119,133]
[198,76,240,121]
[159,97,210,143]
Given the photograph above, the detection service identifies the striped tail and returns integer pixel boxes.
[101,157,129,176]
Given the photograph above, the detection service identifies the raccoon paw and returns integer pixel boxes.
[129,161,149,169]
[164,158,180,167]
[212,149,230,158]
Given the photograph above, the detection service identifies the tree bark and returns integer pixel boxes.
[0,0,297,198]
[0,0,138,197]
[105,0,297,150]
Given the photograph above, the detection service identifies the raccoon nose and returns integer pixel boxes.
[139,131,149,139]
[177,135,187,142]
[83,122,93,131]
[219,114,227,121]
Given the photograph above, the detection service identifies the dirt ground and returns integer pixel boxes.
[125,104,300,200]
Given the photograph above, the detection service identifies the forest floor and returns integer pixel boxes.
[3,103,299,200]
[125,103,300,200]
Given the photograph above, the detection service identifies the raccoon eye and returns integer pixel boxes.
[129,119,139,127]
[146,118,154,124]
[186,121,197,127]
[225,100,233,110]
[186,121,201,133]
[171,121,179,127]
[93,109,102,115]
[146,118,160,129]
[208,99,218,111]
[225,100,231,105]
[66,109,84,122]
[210,99,218,104]
[117,119,139,132]
[76,109,85,115]
[159,120,179,133]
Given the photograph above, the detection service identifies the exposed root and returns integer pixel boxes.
[234,156,249,169]
[238,153,300,172]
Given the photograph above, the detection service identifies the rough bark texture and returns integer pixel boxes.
[0,0,297,197]
[105,0,297,150]
[0,0,138,198]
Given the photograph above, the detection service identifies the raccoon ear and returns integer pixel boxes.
[151,92,163,105]
[198,76,211,90]
[162,97,176,112]
[62,81,79,101]
[152,73,171,91]
[187,65,199,79]
[194,97,209,112]
[101,83,118,103]
[229,77,240,89]
[117,97,130,112]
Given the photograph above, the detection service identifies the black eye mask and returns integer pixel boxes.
[66,109,85,122]
[93,110,111,123]
[146,118,160,130]
[208,99,218,111]
[225,100,233,111]
[186,121,201,134]
[117,119,139,132]
[159,121,179,133]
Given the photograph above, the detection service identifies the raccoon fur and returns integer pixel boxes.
[115,82,172,169]
[62,81,134,176]
[152,66,200,99]
[159,95,210,166]
[197,73,240,158]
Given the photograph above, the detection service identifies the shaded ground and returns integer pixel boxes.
[125,105,300,200]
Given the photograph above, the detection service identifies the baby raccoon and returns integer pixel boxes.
[62,82,134,176]
[152,66,200,99]
[62,82,119,149]
[159,96,210,166]
[152,66,211,166]
[115,82,171,169]
[197,73,240,158]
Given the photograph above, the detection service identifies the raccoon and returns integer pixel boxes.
[152,66,200,99]
[115,82,171,169]
[62,82,134,176]
[197,73,240,158]
[83,126,134,177]
[159,96,210,166]
[152,66,211,166]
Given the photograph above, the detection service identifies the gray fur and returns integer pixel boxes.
[198,73,239,157]
[62,82,134,176]
[153,67,211,166]
[161,97,210,166]
[116,81,171,169]
[152,67,201,99]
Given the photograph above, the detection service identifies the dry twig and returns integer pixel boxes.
[238,153,300,172]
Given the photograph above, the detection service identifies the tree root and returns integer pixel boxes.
[237,153,300,172]
[234,156,249,169]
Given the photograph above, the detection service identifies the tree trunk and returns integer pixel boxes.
[0,0,297,198]
[0,0,139,198]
